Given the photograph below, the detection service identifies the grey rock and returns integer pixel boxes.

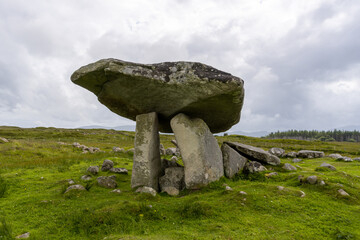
[221,143,247,178]
[170,113,224,189]
[284,152,298,158]
[239,191,247,195]
[159,167,185,191]
[307,175,318,184]
[320,162,336,171]
[161,158,182,170]
[111,189,122,194]
[101,159,114,171]
[246,161,267,173]
[338,189,350,196]
[135,186,157,197]
[81,175,92,181]
[113,147,125,153]
[165,147,177,156]
[162,186,179,196]
[328,153,342,159]
[337,157,353,162]
[159,144,166,155]
[67,179,75,185]
[225,141,280,166]
[0,137,9,143]
[109,167,128,174]
[71,59,244,133]
[283,163,297,171]
[225,186,233,191]
[131,112,161,191]
[97,176,117,189]
[319,180,326,186]
[16,232,30,239]
[171,139,178,147]
[268,148,285,157]
[297,150,325,158]
[354,157,360,161]
[292,158,302,163]
[266,172,278,178]
[64,184,86,194]
[87,166,99,175]
[170,156,178,162]
[73,142,81,147]
[299,191,306,198]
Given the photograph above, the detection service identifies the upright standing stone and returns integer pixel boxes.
[221,143,247,178]
[170,113,223,189]
[131,112,161,191]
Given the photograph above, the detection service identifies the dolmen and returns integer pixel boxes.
[71,59,277,193]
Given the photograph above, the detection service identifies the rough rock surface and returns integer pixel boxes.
[0,137,9,143]
[81,175,92,181]
[170,113,224,189]
[159,167,185,191]
[162,186,179,196]
[221,143,247,178]
[225,141,280,166]
[71,59,244,133]
[101,159,114,171]
[354,157,360,161]
[337,157,353,162]
[113,147,125,153]
[284,152,298,158]
[268,148,285,157]
[297,150,325,158]
[292,158,302,163]
[283,163,297,171]
[64,184,86,194]
[246,161,267,173]
[338,189,350,196]
[135,186,157,197]
[97,176,117,189]
[87,166,99,175]
[131,112,161,191]
[109,167,128,174]
[15,232,30,239]
[320,162,336,171]
[307,176,318,184]
[165,148,177,156]
[329,153,342,159]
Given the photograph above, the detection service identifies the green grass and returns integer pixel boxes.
[0,126,360,239]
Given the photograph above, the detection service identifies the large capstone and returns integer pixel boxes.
[170,113,224,189]
[131,112,161,191]
[71,59,244,133]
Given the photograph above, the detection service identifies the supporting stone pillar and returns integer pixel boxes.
[170,113,223,189]
[131,112,161,191]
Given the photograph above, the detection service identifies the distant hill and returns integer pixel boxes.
[78,125,136,131]
[225,130,269,138]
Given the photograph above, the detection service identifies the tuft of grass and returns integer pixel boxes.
[177,199,212,219]
[0,175,8,198]
[0,217,13,240]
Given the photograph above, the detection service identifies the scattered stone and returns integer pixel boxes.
[159,167,185,191]
[73,142,81,147]
[71,59,245,133]
[64,184,86,194]
[170,113,224,189]
[353,157,360,161]
[165,147,177,156]
[338,189,350,196]
[113,147,125,153]
[307,176,318,184]
[239,191,247,195]
[284,152,298,158]
[171,139,178,147]
[135,186,157,197]
[297,150,325,158]
[87,166,99,175]
[266,172,278,178]
[277,186,285,191]
[268,148,285,157]
[0,137,9,143]
[109,175,117,181]
[283,163,297,171]
[319,180,326,186]
[299,191,306,198]
[292,158,302,163]
[225,186,233,191]
[170,156,178,162]
[97,176,117,189]
[320,162,336,171]
[221,143,247,178]
[15,232,30,239]
[111,189,122,194]
[295,165,302,169]
[131,112,161,191]
[81,175,92,181]
[109,167,128,174]
[246,161,267,173]
[67,179,75,185]
[101,159,114,171]
[162,186,179,196]
[337,157,353,162]
[159,144,166,155]
[225,141,280,166]
[328,153,342,159]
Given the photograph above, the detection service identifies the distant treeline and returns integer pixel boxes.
[266,129,360,142]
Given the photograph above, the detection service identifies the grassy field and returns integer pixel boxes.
[0,126,360,239]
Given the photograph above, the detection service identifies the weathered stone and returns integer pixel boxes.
[239,191,247,195]
[171,139,178,147]
[159,167,185,191]
[320,162,336,171]
[15,232,30,239]
[170,156,178,162]
[67,179,75,185]
[97,176,117,189]
[283,163,297,171]
[165,147,177,156]
[131,112,161,191]
[246,161,267,173]
[159,144,166,155]
[225,141,280,166]
[170,113,224,189]
[338,189,350,196]
[292,158,302,163]
[328,153,342,159]
[0,137,9,143]
[81,175,92,181]
[221,143,247,178]
[268,148,285,157]
[299,191,306,198]
[111,189,122,194]
[64,184,86,194]
[284,152,298,158]
[109,167,128,174]
[225,186,233,191]
[135,186,157,197]
[319,180,326,186]
[337,157,353,162]
[354,157,360,161]
[161,158,182,170]
[71,59,244,133]
[297,150,325,158]
[101,159,114,171]
[307,176,318,184]
[266,172,278,178]
[87,166,99,175]
[113,147,125,153]
[162,186,179,196]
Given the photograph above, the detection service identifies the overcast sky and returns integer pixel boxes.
[0,0,359,133]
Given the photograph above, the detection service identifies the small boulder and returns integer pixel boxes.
[81,175,92,181]
[239,191,247,195]
[268,148,285,157]
[97,176,117,189]
[338,189,350,196]
[307,175,318,184]
[15,232,30,239]
[292,158,302,163]
[284,152,298,158]
[113,147,125,153]
[336,157,353,162]
[0,137,9,143]
[162,186,179,196]
[109,167,128,174]
[354,157,360,161]
[319,180,326,186]
[299,191,306,198]
[266,172,278,178]
[135,186,157,197]
[64,184,86,194]
[111,189,122,194]
[297,150,325,158]
[320,162,336,171]
[246,161,267,173]
[67,179,75,185]
[328,153,342,159]
[283,163,297,171]
[171,139,178,147]
[159,167,185,191]
[165,147,177,156]
[225,186,233,191]
[101,159,114,171]
[87,166,99,175]
[221,143,247,178]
